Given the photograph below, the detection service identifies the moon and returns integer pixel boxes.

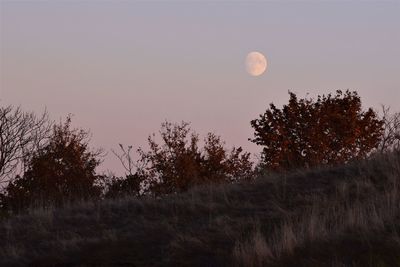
[245,51,267,76]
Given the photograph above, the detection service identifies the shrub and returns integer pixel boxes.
[112,121,254,196]
[0,117,103,213]
[105,173,143,198]
[250,90,383,171]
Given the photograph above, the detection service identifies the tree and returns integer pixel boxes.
[250,90,383,171]
[202,133,253,183]
[0,105,51,184]
[136,121,203,195]
[0,117,103,213]
[378,105,400,152]
[105,144,144,198]
[111,121,254,196]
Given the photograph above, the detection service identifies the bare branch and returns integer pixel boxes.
[0,105,52,183]
[112,144,137,176]
[378,105,400,152]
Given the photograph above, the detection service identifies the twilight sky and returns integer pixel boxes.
[1,1,399,175]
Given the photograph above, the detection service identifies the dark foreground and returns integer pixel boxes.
[1,151,400,267]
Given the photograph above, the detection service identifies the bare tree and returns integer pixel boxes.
[112,144,137,176]
[379,105,400,152]
[0,105,52,184]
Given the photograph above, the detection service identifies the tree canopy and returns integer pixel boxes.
[1,117,102,212]
[250,90,384,171]
[112,121,254,196]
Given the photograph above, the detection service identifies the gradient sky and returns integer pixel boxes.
[1,1,399,175]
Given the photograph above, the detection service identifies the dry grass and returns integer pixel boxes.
[1,151,400,266]
[233,225,272,267]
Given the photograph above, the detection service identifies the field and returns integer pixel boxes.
[1,151,400,267]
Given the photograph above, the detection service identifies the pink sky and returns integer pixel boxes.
[1,2,399,175]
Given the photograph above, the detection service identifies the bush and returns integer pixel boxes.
[0,117,103,213]
[105,173,143,198]
[111,121,254,196]
[250,90,383,171]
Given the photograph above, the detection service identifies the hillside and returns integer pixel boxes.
[1,151,400,267]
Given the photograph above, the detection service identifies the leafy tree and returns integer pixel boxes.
[202,133,253,183]
[137,121,204,195]
[250,90,383,171]
[0,117,103,213]
[112,121,254,196]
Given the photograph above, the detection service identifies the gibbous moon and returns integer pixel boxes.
[246,51,267,76]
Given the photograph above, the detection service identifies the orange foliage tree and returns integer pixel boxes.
[250,90,384,171]
[0,118,103,212]
[112,121,254,196]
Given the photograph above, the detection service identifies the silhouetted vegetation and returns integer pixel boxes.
[1,149,400,266]
[250,90,384,171]
[379,105,400,152]
[0,105,51,184]
[1,90,400,266]
[105,173,143,199]
[109,121,254,197]
[0,117,103,213]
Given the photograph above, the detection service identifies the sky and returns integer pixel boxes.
[1,1,399,175]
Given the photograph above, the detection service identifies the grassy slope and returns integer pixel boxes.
[1,151,400,267]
